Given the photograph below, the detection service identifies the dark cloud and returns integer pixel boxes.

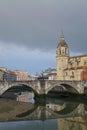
[0,0,87,53]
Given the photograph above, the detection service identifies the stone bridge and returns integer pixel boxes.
[0,80,87,95]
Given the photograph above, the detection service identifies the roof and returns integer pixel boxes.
[7,70,16,75]
[57,33,68,48]
[49,73,57,76]
[70,54,87,59]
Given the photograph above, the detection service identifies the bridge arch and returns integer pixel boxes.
[46,83,79,94]
[1,82,40,96]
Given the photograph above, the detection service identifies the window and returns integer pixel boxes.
[66,72,67,76]
[84,60,87,66]
[72,71,74,78]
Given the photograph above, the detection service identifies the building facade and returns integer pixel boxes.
[0,68,17,81]
[14,70,29,81]
[38,68,57,80]
[3,70,17,81]
[56,33,87,80]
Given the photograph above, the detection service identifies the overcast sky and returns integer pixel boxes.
[0,0,87,74]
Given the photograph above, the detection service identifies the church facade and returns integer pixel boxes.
[56,33,87,81]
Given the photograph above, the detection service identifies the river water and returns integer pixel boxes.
[1,91,87,130]
[0,119,57,130]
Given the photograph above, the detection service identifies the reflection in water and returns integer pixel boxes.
[58,117,87,130]
[46,103,65,112]
[0,95,87,130]
[1,90,35,104]
[16,91,35,104]
[0,117,87,130]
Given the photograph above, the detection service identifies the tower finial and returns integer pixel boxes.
[60,32,65,42]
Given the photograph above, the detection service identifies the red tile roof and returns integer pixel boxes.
[50,73,57,76]
[7,70,16,75]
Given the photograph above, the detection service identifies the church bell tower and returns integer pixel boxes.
[56,33,69,80]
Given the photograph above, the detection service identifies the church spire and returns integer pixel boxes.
[56,32,69,56]
[60,32,65,42]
